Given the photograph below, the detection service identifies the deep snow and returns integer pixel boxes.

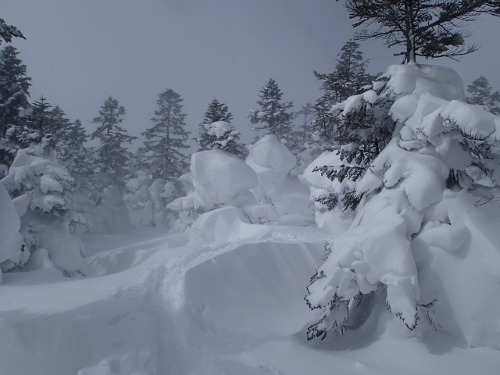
[0,223,499,375]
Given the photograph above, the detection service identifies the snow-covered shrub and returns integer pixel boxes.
[246,135,313,222]
[197,121,245,157]
[168,149,258,228]
[1,140,84,274]
[305,64,500,347]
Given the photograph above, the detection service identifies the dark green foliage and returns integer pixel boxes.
[339,0,500,62]
[249,78,295,142]
[142,89,190,181]
[91,96,136,189]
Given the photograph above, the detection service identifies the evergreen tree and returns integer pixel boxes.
[313,41,373,145]
[249,78,295,143]
[142,89,190,181]
[91,96,136,190]
[1,137,84,273]
[297,103,315,145]
[0,18,25,45]
[0,46,30,176]
[339,0,500,62]
[197,98,244,156]
[466,75,500,115]
[202,98,233,124]
[314,78,395,212]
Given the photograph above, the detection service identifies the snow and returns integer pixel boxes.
[0,183,25,276]
[1,64,500,374]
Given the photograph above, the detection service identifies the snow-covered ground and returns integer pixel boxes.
[1,222,499,375]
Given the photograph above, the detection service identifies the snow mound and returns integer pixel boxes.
[246,135,313,221]
[189,206,270,245]
[0,183,26,278]
[169,150,257,213]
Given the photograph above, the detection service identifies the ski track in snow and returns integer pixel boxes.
[1,224,499,375]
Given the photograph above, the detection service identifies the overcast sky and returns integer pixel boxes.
[3,0,499,146]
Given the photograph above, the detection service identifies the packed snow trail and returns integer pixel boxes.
[1,224,499,374]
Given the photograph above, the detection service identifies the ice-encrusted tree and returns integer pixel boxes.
[305,63,500,342]
[91,96,136,190]
[142,89,190,181]
[313,41,374,146]
[339,0,500,63]
[0,46,31,176]
[249,78,295,143]
[466,76,500,115]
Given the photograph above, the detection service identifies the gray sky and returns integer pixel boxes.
[3,0,499,146]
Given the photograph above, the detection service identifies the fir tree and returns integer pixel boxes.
[339,0,500,62]
[197,99,244,156]
[142,89,190,181]
[249,78,295,143]
[91,96,136,190]
[313,41,373,145]
[202,98,233,124]
[0,46,30,175]
[466,75,500,115]
[0,18,25,45]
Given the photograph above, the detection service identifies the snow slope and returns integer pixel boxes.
[0,221,499,374]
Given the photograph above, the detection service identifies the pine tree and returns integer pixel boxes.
[313,41,373,145]
[297,103,315,145]
[466,76,500,115]
[0,46,31,176]
[340,0,500,62]
[249,78,295,143]
[197,98,244,156]
[0,18,24,45]
[91,96,136,190]
[142,89,190,181]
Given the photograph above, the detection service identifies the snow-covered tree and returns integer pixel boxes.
[196,98,244,156]
[91,96,136,190]
[313,41,373,145]
[202,98,233,124]
[1,137,84,273]
[142,89,190,181]
[249,78,295,143]
[341,0,500,62]
[466,75,500,115]
[305,63,500,343]
[0,18,24,45]
[0,46,31,176]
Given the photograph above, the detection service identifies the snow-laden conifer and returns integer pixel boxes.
[466,76,500,115]
[91,96,136,190]
[1,137,84,273]
[305,63,500,342]
[142,89,190,181]
[249,78,295,144]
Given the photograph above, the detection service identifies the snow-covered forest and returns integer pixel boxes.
[1,2,500,374]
